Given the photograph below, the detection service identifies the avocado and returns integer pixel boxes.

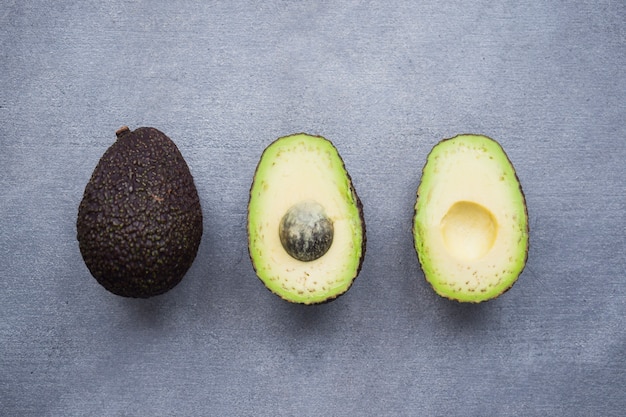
[77,126,203,298]
[413,134,528,302]
[248,133,366,304]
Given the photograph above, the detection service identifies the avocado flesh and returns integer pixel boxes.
[77,126,203,298]
[248,133,365,304]
[413,134,528,302]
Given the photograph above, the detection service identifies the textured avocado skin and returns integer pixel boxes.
[77,127,203,298]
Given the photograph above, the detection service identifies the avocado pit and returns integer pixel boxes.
[279,200,334,262]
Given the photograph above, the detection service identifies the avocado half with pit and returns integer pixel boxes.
[248,133,365,304]
[413,134,528,302]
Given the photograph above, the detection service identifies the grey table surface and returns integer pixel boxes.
[1,1,625,416]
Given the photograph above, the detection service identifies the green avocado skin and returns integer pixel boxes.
[77,127,202,298]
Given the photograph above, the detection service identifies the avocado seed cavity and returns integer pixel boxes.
[279,200,334,262]
[440,201,497,261]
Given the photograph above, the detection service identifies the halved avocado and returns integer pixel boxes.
[248,133,365,304]
[413,134,528,302]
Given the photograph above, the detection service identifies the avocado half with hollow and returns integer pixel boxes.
[248,133,366,304]
[413,134,528,302]
[77,126,203,298]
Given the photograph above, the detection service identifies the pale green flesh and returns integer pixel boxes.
[414,134,528,302]
[248,134,363,304]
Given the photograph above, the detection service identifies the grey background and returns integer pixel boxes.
[1,1,624,416]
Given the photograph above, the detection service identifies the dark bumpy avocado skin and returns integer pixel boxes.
[77,127,203,298]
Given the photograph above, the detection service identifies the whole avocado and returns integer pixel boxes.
[77,126,203,298]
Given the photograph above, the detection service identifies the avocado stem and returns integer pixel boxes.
[115,126,131,139]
